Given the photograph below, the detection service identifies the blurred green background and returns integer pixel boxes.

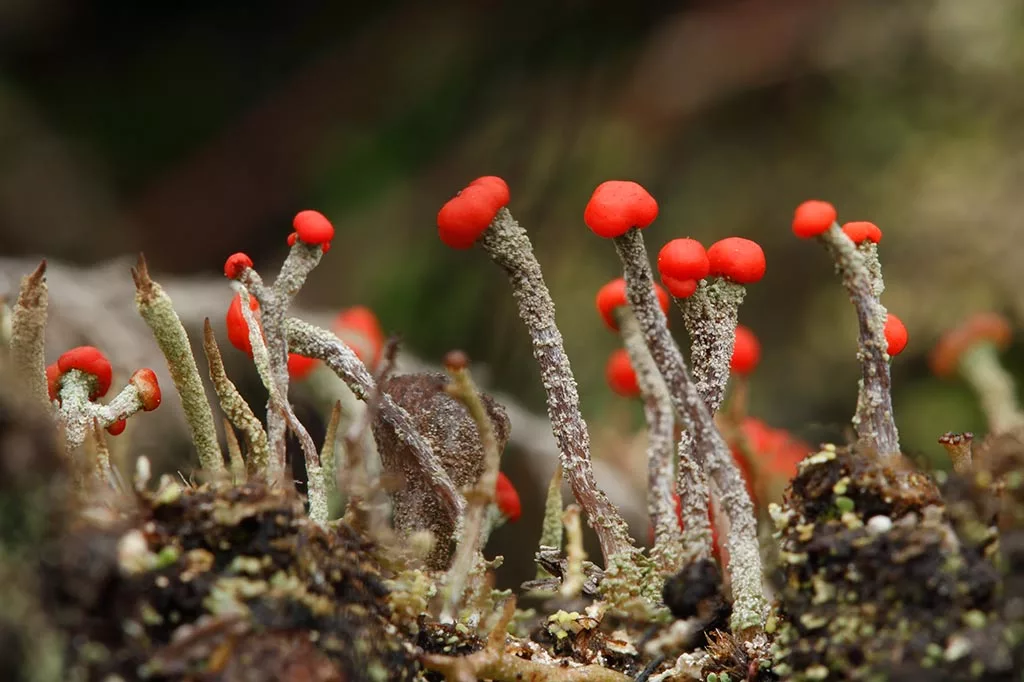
[3,0,1024,471]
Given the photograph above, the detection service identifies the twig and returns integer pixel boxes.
[421,597,634,682]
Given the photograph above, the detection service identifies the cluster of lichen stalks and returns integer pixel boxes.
[1,177,1022,681]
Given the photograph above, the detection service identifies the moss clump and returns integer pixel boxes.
[39,482,417,681]
[769,444,1021,681]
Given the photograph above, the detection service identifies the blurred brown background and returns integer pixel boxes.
[3,0,1024,581]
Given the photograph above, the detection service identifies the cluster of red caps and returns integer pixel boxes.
[223,211,385,381]
[46,346,161,435]
[792,200,907,356]
[436,177,510,249]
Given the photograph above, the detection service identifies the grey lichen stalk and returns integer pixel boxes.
[285,317,465,525]
[613,226,766,633]
[858,242,885,299]
[675,277,747,564]
[132,256,223,474]
[233,285,327,524]
[57,370,99,453]
[675,431,714,563]
[679,278,746,413]
[479,208,637,564]
[820,225,900,456]
[57,371,147,453]
[9,260,49,409]
[201,318,270,480]
[614,307,683,575]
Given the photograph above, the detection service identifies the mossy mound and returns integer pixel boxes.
[770,445,1024,681]
[40,482,417,681]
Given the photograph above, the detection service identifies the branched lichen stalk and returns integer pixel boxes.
[615,307,683,574]
[536,464,564,579]
[57,370,150,452]
[285,317,465,525]
[958,344,1024,435]
[9,260,49,409]
[132,256,223,473]
[442,360,501,621]
[819,226,900,456]
[201,318,270,479]
[613,227,765,633]
[234,287,326,524]
[237,243,322,476]
[58,370,98,452]
[480,208,636,563]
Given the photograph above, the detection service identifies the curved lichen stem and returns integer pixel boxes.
[614,307,683,574]
[479,208,636,564]
[201,318,270,480]
[285,317,465,526]
[9,259,49,410]
[612,227,766,633]
[818,225,900,456]
[132,255,223,474]
[441,358,501,621]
